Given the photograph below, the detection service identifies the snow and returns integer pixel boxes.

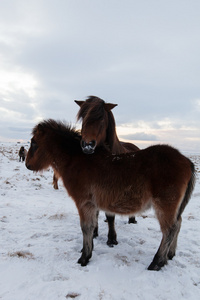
[0,142,200,300]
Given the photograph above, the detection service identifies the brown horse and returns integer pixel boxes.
[18,146,27,162]
[26,119,195,271]
[75,96,139,230]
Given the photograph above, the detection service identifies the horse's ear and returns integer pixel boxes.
[104,103,118,112]
[74,100,84,107]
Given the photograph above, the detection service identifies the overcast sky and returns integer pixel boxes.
[0,0,200,152]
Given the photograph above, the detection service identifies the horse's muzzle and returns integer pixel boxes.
[81,140,96,155]
[25,162,32,170]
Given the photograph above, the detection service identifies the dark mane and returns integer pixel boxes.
[106,109,117,150]
[32,119,80,139]
[32,119,81,155]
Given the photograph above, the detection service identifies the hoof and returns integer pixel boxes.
[128,217,137,224]
[77,256,90,266]
[148,260,166,271]
[168,252,175,260]
[147,263,161,271]
[107,239,118,247]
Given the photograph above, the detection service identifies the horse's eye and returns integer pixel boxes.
[31,139,38,152]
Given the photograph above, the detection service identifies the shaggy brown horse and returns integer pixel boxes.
[26,119,195,271]
[75,96,139,229]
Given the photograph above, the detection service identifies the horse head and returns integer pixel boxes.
[75,96,117,154]
[25,123,46,171]
[26,120,59,171]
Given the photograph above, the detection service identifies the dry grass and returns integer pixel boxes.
[8,251,34,259]
[65,293,80,299]
[48,213,67,220]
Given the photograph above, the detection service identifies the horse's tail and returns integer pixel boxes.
[177,160,196,220]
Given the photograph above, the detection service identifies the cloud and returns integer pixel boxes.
[194,99,200,111]
[8,127,31,133]
[120,132,158,141]
[0,0,200,151]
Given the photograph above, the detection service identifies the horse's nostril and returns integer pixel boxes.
[81,140,86,149]
[89,140,96,148]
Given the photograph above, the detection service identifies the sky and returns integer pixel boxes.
[0,0,200,152]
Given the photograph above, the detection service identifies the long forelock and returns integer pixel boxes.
[77,96,105,123]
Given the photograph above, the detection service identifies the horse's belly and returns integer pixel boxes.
[100,195,151,215]
[95,183,152,215]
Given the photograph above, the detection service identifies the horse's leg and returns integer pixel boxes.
[93,210,99,238]
[128,215,137,224]
[148,217,182,271]
[106,214,118,247]
[78,202,97,266]
[53,173,58,189]
[168,216,182,260]
[80,210,98,252]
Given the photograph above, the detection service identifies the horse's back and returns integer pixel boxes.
[139,144,192,179]
[120,141,139,152]
[137,145,194,205]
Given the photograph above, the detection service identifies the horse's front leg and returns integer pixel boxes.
[77,202,97,266]
[93,210,99,238]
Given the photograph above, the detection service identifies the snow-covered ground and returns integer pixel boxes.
[0,142,200,300]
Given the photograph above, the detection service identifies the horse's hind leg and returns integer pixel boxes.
[148,218,182,271]
[93,210,99,238]
[128,215,137,224]
[78,202,97,266]
[106,214,118,247]
[168,216,182,260]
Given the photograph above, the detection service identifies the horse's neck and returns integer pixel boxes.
[50,143,82,180]
[50,145,71,174]
[110,133,127,155]
[106,112,127,155]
